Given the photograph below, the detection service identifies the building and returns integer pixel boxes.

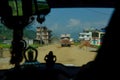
[79,28,105,46]
[34,26,52,45]
[91,31,105,46]
[78,32,92,41]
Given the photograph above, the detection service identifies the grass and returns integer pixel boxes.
[0,43,43,49]
[29,44,43,48]
[73,42,80,46]
[0,43,11,48]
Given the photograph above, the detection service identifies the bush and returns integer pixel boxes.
[29,44,43,48]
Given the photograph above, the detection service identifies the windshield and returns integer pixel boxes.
[0,8,114,69]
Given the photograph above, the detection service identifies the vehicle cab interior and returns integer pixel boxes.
[0,0,119,80]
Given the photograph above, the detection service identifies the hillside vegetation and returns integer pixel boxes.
[0,24,36,42]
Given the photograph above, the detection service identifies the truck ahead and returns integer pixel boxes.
[60,34,71,47]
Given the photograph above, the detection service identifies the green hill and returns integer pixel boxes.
[0,24,36,42]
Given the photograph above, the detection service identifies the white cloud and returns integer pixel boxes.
[51,23,59,31]
[82,21,107,29]
[67,18,81,27]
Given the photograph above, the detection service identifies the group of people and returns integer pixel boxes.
[79,39,91,50]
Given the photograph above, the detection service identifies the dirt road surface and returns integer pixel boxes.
[0,43,97,69]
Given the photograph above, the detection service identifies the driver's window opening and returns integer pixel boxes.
[0,8,114,69]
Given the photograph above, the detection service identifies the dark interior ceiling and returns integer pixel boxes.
[47,0,118,8]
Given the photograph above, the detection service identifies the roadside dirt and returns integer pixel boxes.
[0,43,97,69]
